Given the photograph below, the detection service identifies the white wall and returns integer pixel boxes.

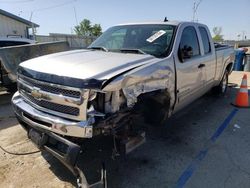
[0,14,28,38]
[36,35,97,49]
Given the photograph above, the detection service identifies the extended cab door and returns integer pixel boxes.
[198,26,216,89]
[174,25,207,112]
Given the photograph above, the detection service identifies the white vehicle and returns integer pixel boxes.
[0,37,35,47]
[0,37,69,91]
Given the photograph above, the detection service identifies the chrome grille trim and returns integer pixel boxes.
[17,73,89,121]
[21,91,80,116]
[12,92,93,138]
[19,74,81,98]
[18,78,83,107]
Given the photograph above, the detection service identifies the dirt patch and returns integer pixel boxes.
[0,92,74,188]
[0,124,74,188]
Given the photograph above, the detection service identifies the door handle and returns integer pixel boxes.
[198,64,205,68]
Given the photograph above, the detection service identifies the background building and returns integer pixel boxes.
[0,9,39,39]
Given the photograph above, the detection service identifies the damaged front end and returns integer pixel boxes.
[101,60,175,117]
[12,56,175,187]
[90,59,176,154]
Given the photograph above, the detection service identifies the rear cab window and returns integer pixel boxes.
[198,27,211,54]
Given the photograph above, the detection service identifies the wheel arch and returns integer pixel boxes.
[226,62,234,74]
[133,88,172,125]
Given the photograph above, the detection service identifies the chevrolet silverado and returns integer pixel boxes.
[12,21,235,187]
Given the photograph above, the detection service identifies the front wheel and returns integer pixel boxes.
[5,83,17,93]
[212,70,229,95]
[134,92,170,126]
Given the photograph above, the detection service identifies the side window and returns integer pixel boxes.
[199,27,211,54]
[179,26,200,62]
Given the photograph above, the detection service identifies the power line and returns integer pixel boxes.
[32,0,77,12]
[0,0,34,3]
[29,1,77,21]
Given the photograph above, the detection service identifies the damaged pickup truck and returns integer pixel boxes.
[12,21,235,187]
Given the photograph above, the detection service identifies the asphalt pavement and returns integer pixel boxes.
[0,71,250,188]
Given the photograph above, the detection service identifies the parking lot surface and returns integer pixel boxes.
[0,71,250,188]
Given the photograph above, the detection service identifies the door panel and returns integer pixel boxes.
[198,26,216,87]
[174,26,206,112]
[175,55,206,111]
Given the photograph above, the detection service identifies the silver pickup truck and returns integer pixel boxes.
[12,21,235,187]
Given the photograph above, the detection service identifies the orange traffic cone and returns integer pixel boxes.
[232,74,249,108]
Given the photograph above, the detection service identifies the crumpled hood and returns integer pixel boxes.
[20,49,155,81]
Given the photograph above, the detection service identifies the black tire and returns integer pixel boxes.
[212,70,229,95]
[134,92,170,126]
[5,83,17,93]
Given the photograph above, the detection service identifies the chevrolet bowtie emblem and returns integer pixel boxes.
[31,87,42,100]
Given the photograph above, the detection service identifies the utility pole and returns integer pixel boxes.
[237,34,241,41]
[73,7,78,25]
[29,11,36,40]
[192,0,202,22]
[242,31,246,40]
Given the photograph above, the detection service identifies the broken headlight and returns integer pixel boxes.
[88,90,97,101]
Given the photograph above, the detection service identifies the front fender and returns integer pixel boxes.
[102,58,176,110]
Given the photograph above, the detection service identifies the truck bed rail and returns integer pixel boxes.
[0,41,70,85]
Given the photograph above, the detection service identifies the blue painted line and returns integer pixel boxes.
[176,149,208,188]
[175,108,238,188]
[210,109,238,142]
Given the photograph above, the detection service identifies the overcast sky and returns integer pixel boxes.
[1,0,249,40]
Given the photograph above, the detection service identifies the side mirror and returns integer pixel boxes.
[178,45,193,62]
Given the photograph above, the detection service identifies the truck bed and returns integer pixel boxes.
[0,41,70,87]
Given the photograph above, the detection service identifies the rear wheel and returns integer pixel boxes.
[212,70,229,95]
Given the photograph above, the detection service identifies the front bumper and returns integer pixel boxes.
[12,91,93,138]
[28,128,81,176]
[12,91,107,187]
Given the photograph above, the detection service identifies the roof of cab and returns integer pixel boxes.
[116,21,207,27]
[117,21,180,26]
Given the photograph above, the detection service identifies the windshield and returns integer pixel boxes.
[89,24,176,58]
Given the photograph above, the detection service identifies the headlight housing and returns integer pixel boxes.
[88,90,97,101]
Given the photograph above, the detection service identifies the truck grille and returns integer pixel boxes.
[17,73,88,121]
[21,76,81,98]
[24,94,80,116]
